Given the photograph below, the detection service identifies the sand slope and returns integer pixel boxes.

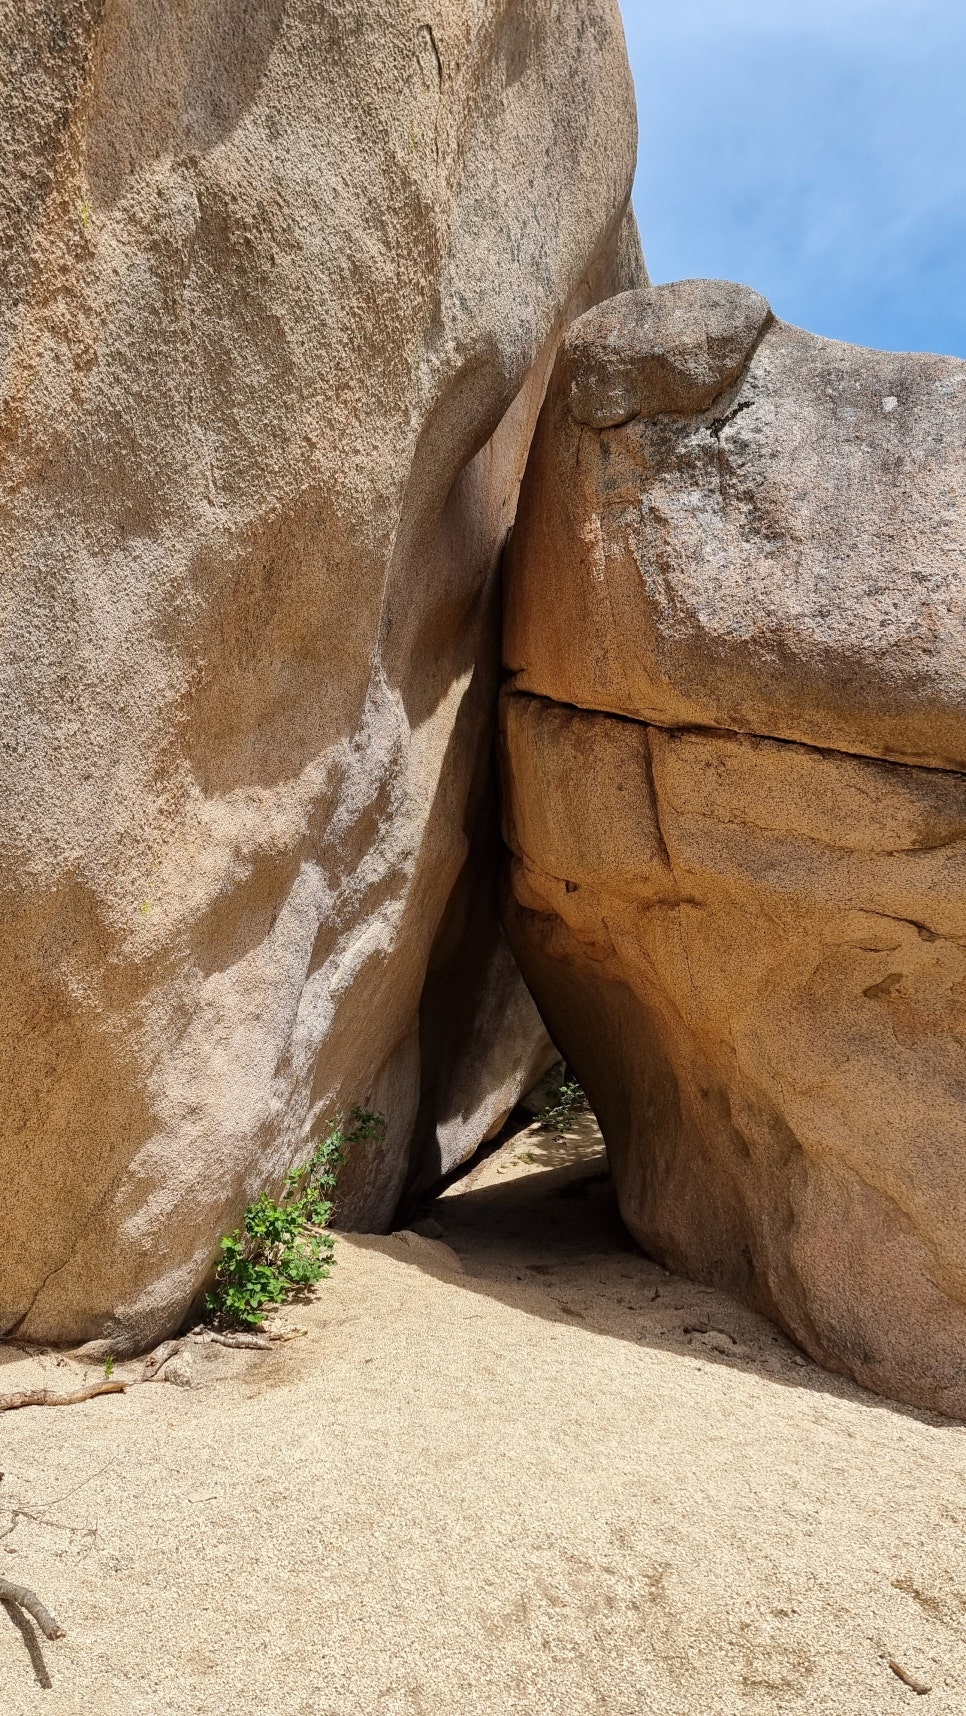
[2,1117,965,1713]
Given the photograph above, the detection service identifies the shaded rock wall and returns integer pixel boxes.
[502,280,966,1415]
[0,0,643,1347]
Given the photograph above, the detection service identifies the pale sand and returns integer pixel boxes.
[2,1115,965,1714]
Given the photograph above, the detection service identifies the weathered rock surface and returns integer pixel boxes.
[0,0,642,1347]
[507,278,966,773]
[502,279,966,1415]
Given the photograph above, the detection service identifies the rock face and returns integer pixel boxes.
[502,279,966,1415]
[0,0,642,1348]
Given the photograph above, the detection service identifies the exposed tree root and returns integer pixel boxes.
[208,1332,273,1350]
[0,1579,66,1640]
[141,1340,183,1381]
[204,1327,307,1350]
[0,1383,125,1413]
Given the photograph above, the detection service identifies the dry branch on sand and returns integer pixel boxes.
[0,1383,126,1414]
[0,1579,66,1640]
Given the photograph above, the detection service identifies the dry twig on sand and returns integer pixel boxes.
[0,1579,66,1640]
[0,1383,125,1414]
[888,1660,931,1696]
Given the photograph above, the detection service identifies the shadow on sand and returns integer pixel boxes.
[353,1116,958,1434]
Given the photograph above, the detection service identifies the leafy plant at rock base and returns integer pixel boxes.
[205,1108,385,1330]
[535,1079,586,1135]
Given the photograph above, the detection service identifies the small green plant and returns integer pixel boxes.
[535,1079,586,1135]
[205,1108,385,1330]
[103,1354,115,1380]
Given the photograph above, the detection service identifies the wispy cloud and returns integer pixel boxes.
[621,0,966,353]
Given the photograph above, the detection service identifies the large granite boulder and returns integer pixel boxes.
[0,0,642,1348]
[502,279,966,1415]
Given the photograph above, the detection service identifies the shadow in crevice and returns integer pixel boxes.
[369,1118,957,1433]
[1,1600,53,1690]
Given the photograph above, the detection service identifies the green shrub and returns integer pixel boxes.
[535,1079,586,1134]
[205,1107,385,1329]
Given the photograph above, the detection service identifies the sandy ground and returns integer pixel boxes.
[2,1113,966,1714]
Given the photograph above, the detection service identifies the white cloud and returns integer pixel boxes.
[620,0,966,353]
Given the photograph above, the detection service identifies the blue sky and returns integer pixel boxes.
[621,0,966,354]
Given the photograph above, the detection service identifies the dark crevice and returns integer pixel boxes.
[709,397,754,439]
[501,683,966,785]
[417,23,442,168]
[423,22,442,80]
[867,911,957,946]
[643,727,673,872]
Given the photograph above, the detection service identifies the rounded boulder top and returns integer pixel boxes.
[562,278,773,428]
